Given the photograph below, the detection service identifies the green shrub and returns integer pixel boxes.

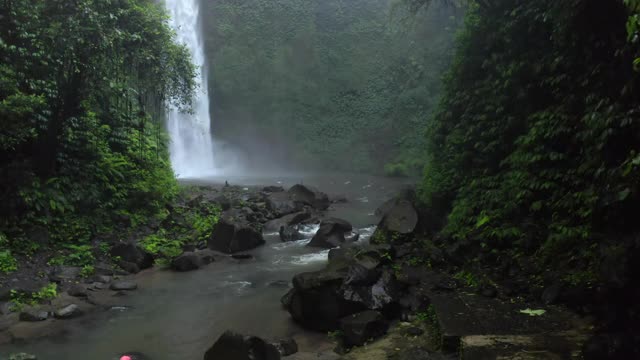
[141,231,183,259]
[0,250,18,273]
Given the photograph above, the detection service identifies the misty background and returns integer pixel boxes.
[200,0,463,175]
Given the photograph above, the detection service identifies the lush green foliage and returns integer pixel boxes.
[141,200,220,262]
[203,0,462,174]
[420,0,640,286]
[0,0,195,255]
[10,283,57,310]
[626,0,640,68]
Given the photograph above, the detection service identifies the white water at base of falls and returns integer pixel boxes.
[164,0,217,178]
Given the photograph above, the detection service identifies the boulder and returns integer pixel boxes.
[279,225,306,242]
[307,218,354,249]
[339,310,389,347]
[341,269,401,310]
[379,200,418,234]
[54,304,82,319]
[196,249,218,265]
[19,307,49,322]
[267,192,301,217]
[284,268,365,331]
[288,184,330,210]
[110,281,138,291]
[371,200,418,245]
[49,266,82,282]
[118,261,140,274]
[209,217,265,254]
[213,195,232,211]
[67,284,88,297]
[272,338,298,356]
[264,212,312,232]
[92,275,112,284]
[171,252,202,272]
[203,331,281,360]
[110,243,154,270]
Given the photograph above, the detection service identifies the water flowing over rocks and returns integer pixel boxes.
[307,218,356,249]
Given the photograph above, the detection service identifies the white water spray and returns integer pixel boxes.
[164,0,216,178]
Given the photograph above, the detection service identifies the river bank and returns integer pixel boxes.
[0,174,412,359]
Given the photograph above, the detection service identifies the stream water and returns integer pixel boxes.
[0,174,412,360]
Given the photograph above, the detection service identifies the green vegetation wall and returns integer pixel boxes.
[421,0,640,290]
[201,0,462,174]
[0,0,195,258]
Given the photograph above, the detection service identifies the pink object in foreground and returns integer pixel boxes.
[120,356,132,360]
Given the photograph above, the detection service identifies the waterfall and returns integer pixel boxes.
[163,0,216,178]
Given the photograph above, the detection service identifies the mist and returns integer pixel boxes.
[200,0,463,177]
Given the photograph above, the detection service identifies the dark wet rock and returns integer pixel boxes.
[3,280,47,299]
[267,192,301,217]
[339,310,389,347]
[268,280,290,288]
[371,200,418,244]
[196,249,218,265]
[542,282,563,305]
[341,269,401,311]
[89,282,108,291]
[172,252,202,272]
[209,217,265,254]
[110,243,154,270]
[582,334,640,360]
[288,184,330,211]
[110,281,137,291]
[395,347,434,360]
[231,254,254,260]
[203,331,281,360]
[93,263,116,276]
[0,301,13,315]
[480,284,498,298]
[92,275,112,284]
[263,186,285,193]
[399,286,431,312]
[182,244,198,252]
[118,260,140,274]
[322,218,352,232]
[8,353,37,360]
[49,266,82,282]
[54,304,81,319]
[272,338,298,356]
[19,307,49,322]
[331,195,348,204]
[405,327,425,336]
[328,248,351,263]
[396,265,429,286]
[279,225,306,242]
[67,284,88,297]
[307,218,354,249]
[213,195,232,211]
[344,264,380,286]
[281,288,295,308]
[284,269,364,331]
[264,212,313,233]
[344,231,360,243]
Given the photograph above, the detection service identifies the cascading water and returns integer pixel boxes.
[163,0,216,178]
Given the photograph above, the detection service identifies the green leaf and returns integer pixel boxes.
[519,309,546,317]
[475,215,490,228]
